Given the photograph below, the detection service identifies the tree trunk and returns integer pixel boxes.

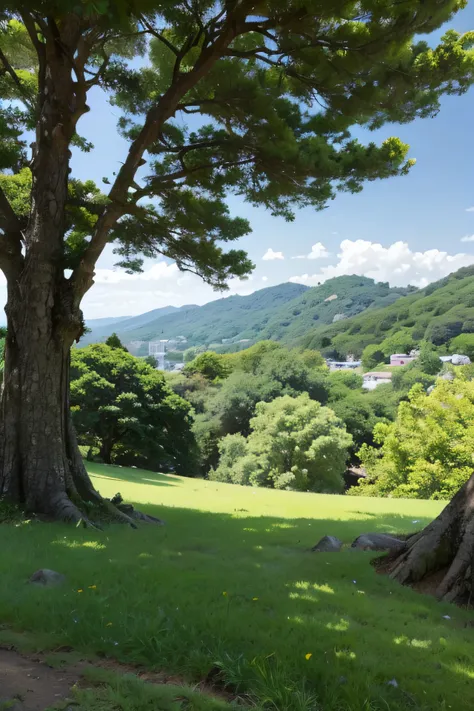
[0,274,101,520]
[389,474,474,604]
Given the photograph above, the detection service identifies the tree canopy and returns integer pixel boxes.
[210,393,352,492]
[355,378,474,499]
[71,343,196,474]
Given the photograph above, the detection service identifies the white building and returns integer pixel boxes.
[363,371,393,390]
[149,340,168,370]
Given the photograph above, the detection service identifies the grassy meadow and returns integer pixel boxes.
[1,464,473,710]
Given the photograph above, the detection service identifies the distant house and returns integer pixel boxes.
[390,353,416,367]
[363,371,392,390]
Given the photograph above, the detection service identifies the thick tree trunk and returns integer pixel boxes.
[0,275,100,520]
[389,474,474,604]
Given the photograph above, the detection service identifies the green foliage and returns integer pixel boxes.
[450,333,474,359]
[105,332,127,350]
[417,344,442,375]
[303,266,474,356]
[183,351,230,381]
[355,379,474,499]
[361,344,386,371]
[183,345,207,363]
[211,393,352,493]
[70,344,196,474]
[391,363,436,392]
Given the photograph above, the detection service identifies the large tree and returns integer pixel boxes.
[0,1,473,521]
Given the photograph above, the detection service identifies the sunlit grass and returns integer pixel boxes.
[0,463,472,710]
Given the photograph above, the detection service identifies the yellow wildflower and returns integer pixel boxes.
[252,597,259,601]
[305,653,312,661]
[88,585,97,590]
[106,622,113,627]
[77,589,83,593]
[222,591,228,597]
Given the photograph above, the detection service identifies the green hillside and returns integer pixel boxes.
[257,275,412,343]
[87,277,411,349]
[302,266,474,357]
[82,305,197,346]
[110,282,308,346]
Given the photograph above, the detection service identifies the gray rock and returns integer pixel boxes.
[452,354,471,366]
[29,569,66,586]
[311,535,343,553]
[351,533,404,552]
[440,370,455,381]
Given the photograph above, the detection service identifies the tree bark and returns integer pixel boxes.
[389,474,474,604]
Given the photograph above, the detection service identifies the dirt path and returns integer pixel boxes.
[0,649,81,711]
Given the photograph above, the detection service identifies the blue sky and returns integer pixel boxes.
[66,4,474,318]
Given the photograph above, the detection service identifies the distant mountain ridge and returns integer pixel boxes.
[82,276,413,350]
[301,265,474,357]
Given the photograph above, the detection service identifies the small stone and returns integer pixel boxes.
[311,535,343,553]
[29,569,65,586]
[387,679,398,688]
[442,615,451,620]
[351,533,404,552]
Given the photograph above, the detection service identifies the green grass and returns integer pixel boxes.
[0,465,473,710]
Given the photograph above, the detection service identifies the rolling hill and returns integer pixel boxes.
[81,276,413,350]
[82,305,198,346]
[301,266,474,357]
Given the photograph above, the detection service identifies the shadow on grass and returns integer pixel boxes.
[0,498,471,711]
[91,465,179,487]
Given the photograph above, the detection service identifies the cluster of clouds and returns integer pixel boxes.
[81,260,257,318]
[287,239,474,289]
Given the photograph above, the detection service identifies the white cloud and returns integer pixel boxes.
[81,260,254,319]
[466,207,474,212]
[261,276,268,282]
[461,234,474,242]
[262,248,284,261]
[308,242,329,260]
[289,239,474,289]
[292,242,329,260]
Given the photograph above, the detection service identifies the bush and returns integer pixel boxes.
[353,380,474,499]
[361,344,385,371]
[210,394,352,493]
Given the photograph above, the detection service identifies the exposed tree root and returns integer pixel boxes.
[388,474,474,604]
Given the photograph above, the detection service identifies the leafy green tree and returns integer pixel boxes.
[183,346,207,363]
[211,394,352,492]
[331,391,379,457]
[209,372,283,437]
[391,363,436,392]
[71,344,196,475]
[362,344,385,371]
[105,332,128,351]
[355,380,474,500]
[184,351,231,381]
[417,344,442,375]
[327,370,364,400]
[144,355,158,368]
[1,2,473,519]
[450,333,474,360]
[380,331,415,358]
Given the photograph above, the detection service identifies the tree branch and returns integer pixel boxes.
[71,9,247,301]
[139,17,179,56]
[0,46,35,111]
